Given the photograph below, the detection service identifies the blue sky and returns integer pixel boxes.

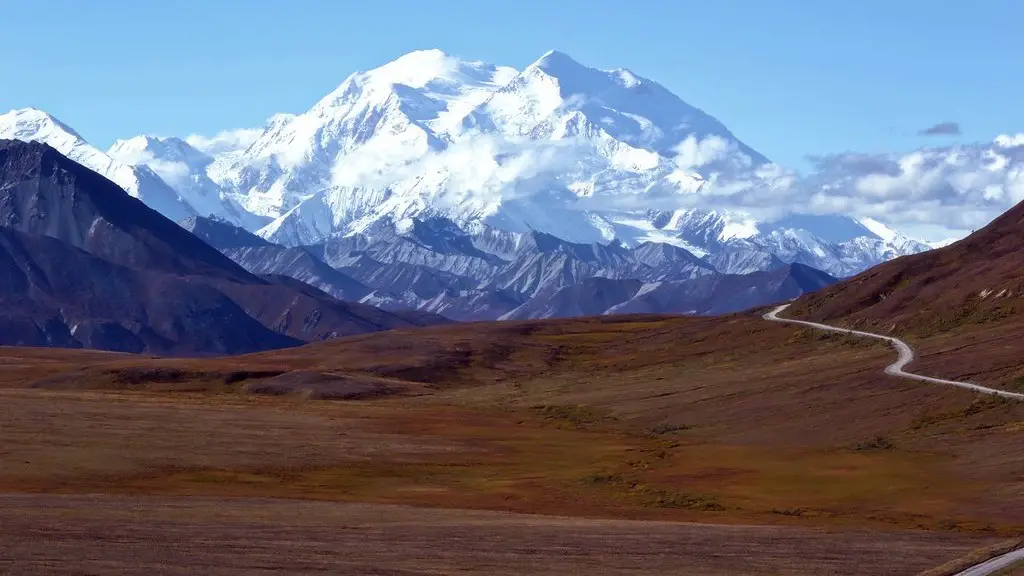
[1,0,1021,169]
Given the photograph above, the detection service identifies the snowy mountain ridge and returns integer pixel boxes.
[0,108,194,223]
[0,49,931,277]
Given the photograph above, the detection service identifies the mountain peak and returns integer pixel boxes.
[529,49,586,75]
[353,48,509,91]
[5,107,58,122]
[376,49,459,83]
[0,107,86,142]
[309,49,518,132]
[108,133,208,163]
[87,49,920,281]
[535,49,577,63]
[392,48,453,63]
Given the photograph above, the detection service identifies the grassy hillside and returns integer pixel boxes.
[1,311,1020,537]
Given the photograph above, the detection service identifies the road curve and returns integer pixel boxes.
[953,547,1024,576]
[764,304,1024,401]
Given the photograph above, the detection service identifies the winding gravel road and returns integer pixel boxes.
[765,304,1024,401]
[953,547,1024,576]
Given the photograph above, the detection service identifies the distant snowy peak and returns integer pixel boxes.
[246,49,518,165]
[109,134,213,169]
[0,108,194,222]
[855,217,930,252]
[206,49,523,219]
[107,133,265,230]
[0,107,88,143]
[315,49,518,135]
[0,108,119,179]
[857,217,901,243]
[465,49,768,163]
[928,238,959,249]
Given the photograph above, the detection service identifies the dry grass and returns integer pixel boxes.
[0,311,1021,573]
[0,494,1005,576]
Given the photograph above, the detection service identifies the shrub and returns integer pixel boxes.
[647,422,691,435]
[532,404,610,428]
[771,507,806,517]
[850,435,894,451]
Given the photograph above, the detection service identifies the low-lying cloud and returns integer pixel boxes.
[667,134,1024,240]
[567,133,1024,241]
[330,131,595,208]
[278,122,1024,243]
[107,147,195,191]
[186,127,263,156]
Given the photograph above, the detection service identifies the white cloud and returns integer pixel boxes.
[107,147,193,190]
[642,133,1024,242]
[796,135,1024,233]
[330,131,593,209]
[672,135,733,170]
[185,127,262,156]
[143,158,193,189]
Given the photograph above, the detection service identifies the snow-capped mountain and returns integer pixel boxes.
[238,48,756,247]
[460,49,767,163]
[0,108,195,222]
[201,48,921,276]
[12,49,930,277]
[205,49,520,220]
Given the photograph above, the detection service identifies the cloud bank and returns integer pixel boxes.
[320,128,1024,242]
[661,134,1024,240]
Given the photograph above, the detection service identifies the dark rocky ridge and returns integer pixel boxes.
[0,139,253,281]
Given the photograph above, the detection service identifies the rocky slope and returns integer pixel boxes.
[186,214,837,322]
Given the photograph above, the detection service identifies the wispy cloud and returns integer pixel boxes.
[918,121,962,137]
[185,127,263,156]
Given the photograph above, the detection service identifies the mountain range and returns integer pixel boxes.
[0,49,954,353]
[178,213,836,322]
[1,49,930,280]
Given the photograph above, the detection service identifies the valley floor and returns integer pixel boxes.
[0,494,1003,576]
[0,310,1021,574]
